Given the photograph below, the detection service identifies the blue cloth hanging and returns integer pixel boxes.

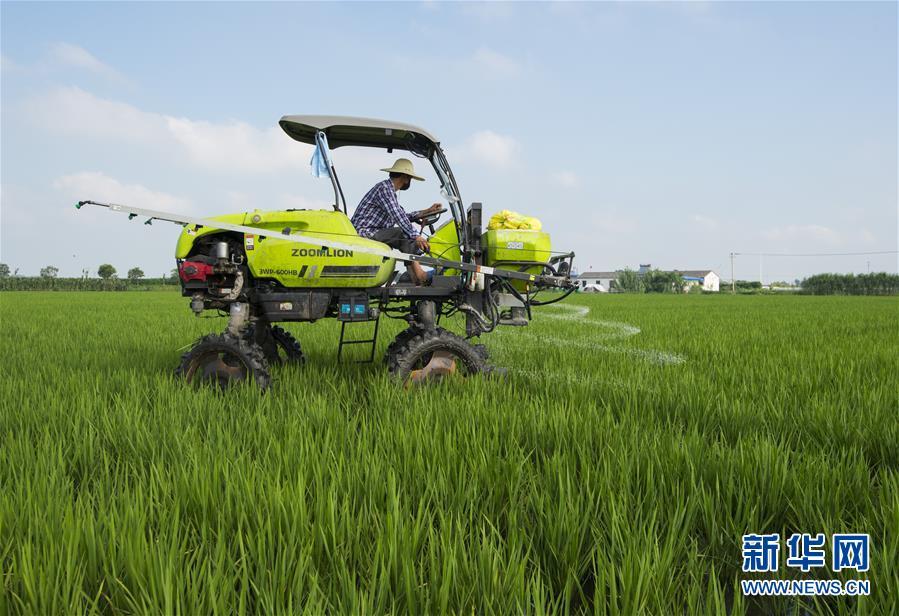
[310,131,332,178]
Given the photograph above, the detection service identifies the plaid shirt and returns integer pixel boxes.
[351,179,418,240]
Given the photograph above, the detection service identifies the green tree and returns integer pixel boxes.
[733,280,763,292]
[0,263,9,278]
[643,269,685,293]
[39,266,59,279]
[802,272,899,295]
[98,264,117,280]
[127,267,145,282]
[614,268,643,293]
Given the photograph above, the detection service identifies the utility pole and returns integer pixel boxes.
[730,252,735,294]
[759,254,763,287]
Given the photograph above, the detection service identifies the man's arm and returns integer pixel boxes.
[379,184,419,240]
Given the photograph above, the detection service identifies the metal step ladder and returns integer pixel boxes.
[337,312,381,363]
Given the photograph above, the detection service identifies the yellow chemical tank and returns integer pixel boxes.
[482,228,551,291]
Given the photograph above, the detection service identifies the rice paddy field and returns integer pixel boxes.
[1,290,897,614]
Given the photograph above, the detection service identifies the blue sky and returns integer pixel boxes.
[1,1,896,281]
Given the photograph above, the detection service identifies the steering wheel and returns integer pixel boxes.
[408,207,447,227]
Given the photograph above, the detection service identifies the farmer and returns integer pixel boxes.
[351,158,441,285]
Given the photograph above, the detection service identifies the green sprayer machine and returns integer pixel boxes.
[78,116,576,388]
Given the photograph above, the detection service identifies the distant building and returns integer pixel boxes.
[577,267,721,292]
[674,270,720,292]
[577,271,619,292]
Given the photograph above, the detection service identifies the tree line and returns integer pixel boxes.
[800,272,898,295]
[611,268,898,295]
[0,263,181,291]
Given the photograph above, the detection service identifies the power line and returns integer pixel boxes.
[733,250,897,257]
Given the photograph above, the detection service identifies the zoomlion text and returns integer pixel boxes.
[291,248,354,257]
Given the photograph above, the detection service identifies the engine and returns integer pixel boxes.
[178,237,246,313]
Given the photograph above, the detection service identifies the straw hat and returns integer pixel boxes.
[381,158,425,181]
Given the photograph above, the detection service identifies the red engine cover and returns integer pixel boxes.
[179,261,215,282]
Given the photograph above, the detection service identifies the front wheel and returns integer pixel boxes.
[175,333,271,391]
[384,326,423,370]
[388,328,488,386]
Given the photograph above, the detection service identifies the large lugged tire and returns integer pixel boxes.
[388,328,488,385]
[175,333,271,391]
[385,326,423,370]
[245,323,304,365]
[245,321,278,364]
[269,326,305,365]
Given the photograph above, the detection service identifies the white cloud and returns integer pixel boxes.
[165,116,308,173]
[29,87,312,174]
[472,47,521,77]
[552,171,579,188]
[460,130,519,168]
[32,86,167,144]
[763,224,843,246]
[53,172,194,213]
[691,214,718,230]
[49,42,125,82]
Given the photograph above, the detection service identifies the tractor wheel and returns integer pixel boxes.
[388,328,488,386]
[384,326,423,369]
[175,333,271,391]
[245,322,304,365]
[269,326,305,364]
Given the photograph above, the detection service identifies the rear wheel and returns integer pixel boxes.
[175,333,271,391]
[270,326,305,364]
[388,328,488,386]
[246,322,304,365]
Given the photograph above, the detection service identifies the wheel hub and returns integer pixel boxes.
[194,351,249,388]
[408,350,457,384]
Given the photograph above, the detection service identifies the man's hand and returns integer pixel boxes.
[427,203,442,212]
[414,235,430,253]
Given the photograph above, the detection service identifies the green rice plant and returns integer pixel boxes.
[0,292,896,614]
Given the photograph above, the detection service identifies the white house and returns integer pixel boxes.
[577,271,619,293]
[675,270,720,292]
